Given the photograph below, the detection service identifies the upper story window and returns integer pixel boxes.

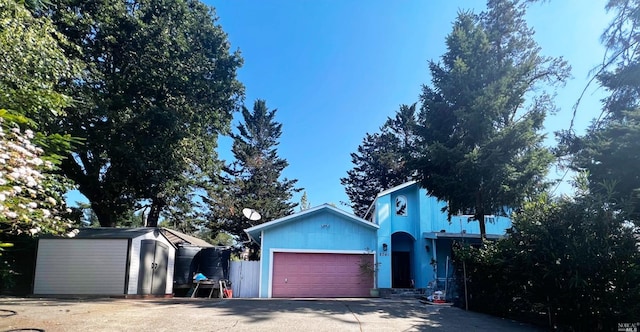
[395,196,408,216]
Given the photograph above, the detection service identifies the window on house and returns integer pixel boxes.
[395,196,408,216]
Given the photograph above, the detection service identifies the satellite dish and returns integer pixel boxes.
[242,208,261,221]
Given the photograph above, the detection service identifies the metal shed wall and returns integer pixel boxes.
[33,239,128,295]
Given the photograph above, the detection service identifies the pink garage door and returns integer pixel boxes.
[272,252,374,298]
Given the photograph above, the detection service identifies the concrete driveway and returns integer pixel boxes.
[0,297,543,332]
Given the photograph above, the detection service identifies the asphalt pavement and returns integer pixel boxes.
[0,297,544,332]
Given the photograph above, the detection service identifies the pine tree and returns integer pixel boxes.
[563,0,640,221]
[299,191,311,211]
[342,104,417,217]
[207,100,300,254]
[413,0,569,238]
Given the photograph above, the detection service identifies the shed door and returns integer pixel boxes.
[138,240,169,295]
[33,239,128,295]
[272,252,373,298]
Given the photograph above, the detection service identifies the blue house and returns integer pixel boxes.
[365,181,511,291]
[245,181,511,298]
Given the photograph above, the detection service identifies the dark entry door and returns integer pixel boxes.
[392,251,411,288]
[138,240,169,295]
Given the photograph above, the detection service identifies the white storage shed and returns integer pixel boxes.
[33,227,207,297]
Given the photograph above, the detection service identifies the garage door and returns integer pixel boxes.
[34,239,128,295]
[272,252,373,298]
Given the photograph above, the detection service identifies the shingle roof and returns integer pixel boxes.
[160,228,213,247]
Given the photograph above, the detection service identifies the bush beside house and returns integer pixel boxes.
[452,195,640,331]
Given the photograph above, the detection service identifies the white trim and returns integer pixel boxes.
[363,181,418,219]
[271,248,374,254]
[245,204,378,243]
[423,232,505,239]
[258,230,264,298]
[268,248,376,298]
[431,238,437,283]
[376,181,417,199]
[455,214,496,219]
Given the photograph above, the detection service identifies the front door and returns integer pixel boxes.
[392,251,411,288]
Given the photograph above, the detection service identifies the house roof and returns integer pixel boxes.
[363,181,418,219]
[245,204,379,244]
[49,227,213,248]
[375,181,418,198]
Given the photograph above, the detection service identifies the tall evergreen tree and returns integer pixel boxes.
[207,100,300,255]
[562,0,640,221]
[342,104,417,217]
[43,0,243,227]
[413,0,569,238]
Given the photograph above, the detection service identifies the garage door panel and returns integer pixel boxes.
[272,252,373,298]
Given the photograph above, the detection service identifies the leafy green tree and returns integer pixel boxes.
[342,104,417,217]
[44,0,243,227]
[207,100,300,256]
[413,0,568,238]
[0,0,81,293]
[0,0,79,237]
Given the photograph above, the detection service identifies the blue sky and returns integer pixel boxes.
[207,0,611,212]
[67,0,613,215]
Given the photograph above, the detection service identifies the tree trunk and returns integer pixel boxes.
[248,242,261,261]
[475,189,486,240]
[92,201,118,227]
[60,155,126,227]
[145,198,165,227]
[463,260,469,311]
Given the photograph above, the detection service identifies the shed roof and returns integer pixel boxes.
[63,227,155,239]
[245,204,379,244]
[49,227,213,248]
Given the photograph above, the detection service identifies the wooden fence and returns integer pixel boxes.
[229,260,260,298]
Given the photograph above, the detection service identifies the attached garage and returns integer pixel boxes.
[245,204,379,298]
[33,228,182,296]
[271,252,373,298]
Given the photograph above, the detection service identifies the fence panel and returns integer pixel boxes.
[229,261,260,298]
